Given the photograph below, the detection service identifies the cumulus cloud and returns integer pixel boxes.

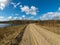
[11,2,21,8]
[40,12,60,20]
[0,0,9,10]
[21,6,38,15]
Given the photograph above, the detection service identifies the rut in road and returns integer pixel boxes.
[10,25,27,45]
[20,24,60,45]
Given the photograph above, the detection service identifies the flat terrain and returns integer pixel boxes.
[20,24,60,45]
[38,23,60,34]
[0,24,60,45]
[0,25,26,45]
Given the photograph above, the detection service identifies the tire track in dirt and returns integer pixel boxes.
[28,24,51,45]
[20,24,51,45]
[20,24,60,45]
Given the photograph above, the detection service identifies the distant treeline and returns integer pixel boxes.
[38,20,60,27]
[0,20,40,24]
[0,20,60,24]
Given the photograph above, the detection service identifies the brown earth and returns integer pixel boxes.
[0,24,60,45]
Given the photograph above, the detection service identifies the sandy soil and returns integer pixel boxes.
[1,24,60,45]
[20,24,60,45]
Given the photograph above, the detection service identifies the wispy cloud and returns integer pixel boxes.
[13,17,18,20]
[20,5,23,8]
[22,15,26,20]
[11,2,21,8]
[0,16,4,18]
[0,16,18,21]
[15,13,19,16]
[22,15,25,17]
[28,16,34,20]
[0,16,7,21]
[20,6,38,15]
[19,17,22,20]
[7,16,13,20]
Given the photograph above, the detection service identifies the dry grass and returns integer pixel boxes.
[40,24,60,34]
[37,21,60,35]
[0,25,25,41]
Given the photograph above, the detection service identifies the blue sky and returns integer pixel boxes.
[0,0,60,21]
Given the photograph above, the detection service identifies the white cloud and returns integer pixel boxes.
[0,16,13,21]
[15,14,19,16]
[40,12,60,20]
[0,0,9,10]
[21,6,29,14]
[40,7,60,20]
[8,16,12,20]
[13,17,18,20]
[20,5,23,8]
[0,16,7,21]
[28,16,34,20]
[11,2,21,8]
[21,6,38,15]
[19,17,22,20]
[0,16,4,18]
[58,7,60,11]
[22,15,25,17]
[0,3,5,10]
[0,15,26,21]
[20,15,26,20]
[30,6,37,15]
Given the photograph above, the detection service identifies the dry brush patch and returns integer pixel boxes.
[0,24,25,44]
[37,20,60,35]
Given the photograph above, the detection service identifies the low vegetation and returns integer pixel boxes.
[38,20,60,35]
[0,20,60,45]
[0,25,25,44]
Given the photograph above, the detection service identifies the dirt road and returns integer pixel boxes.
[20,24,60,45]
[1,24,60,45]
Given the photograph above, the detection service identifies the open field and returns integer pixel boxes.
[0,24,60,45]
[37,20,60,34]
[20,24,60,45]
[0,20,60,45]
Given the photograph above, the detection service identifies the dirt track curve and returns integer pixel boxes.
[20,24,60,45]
